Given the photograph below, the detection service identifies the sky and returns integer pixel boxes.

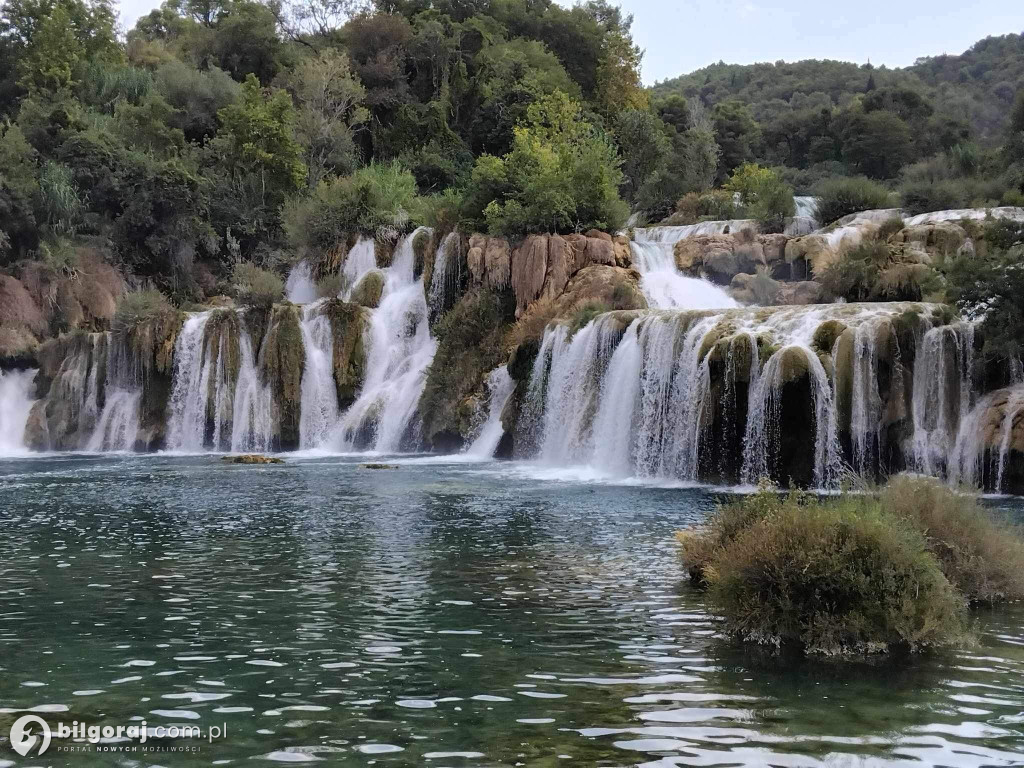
[116,0,1024,85]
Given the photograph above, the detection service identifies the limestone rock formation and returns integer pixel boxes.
[674,230,791,284]
[350,269,384,308]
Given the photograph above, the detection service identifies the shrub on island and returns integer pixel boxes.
[678,477,1024,656]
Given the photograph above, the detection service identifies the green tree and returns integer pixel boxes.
[287,48,368,188]
[614,108,667,206]
[215,73,305,208]
[725,163,795,233]
[840,110,912,178]
[464,90,629,236]
[711,99,760,180]
[0,121,38,256]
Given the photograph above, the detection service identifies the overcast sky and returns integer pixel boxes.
[116,0,1024,85]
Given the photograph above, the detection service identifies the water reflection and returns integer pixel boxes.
[0,454,1022,765]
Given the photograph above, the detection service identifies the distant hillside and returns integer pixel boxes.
[653,33,1024,145]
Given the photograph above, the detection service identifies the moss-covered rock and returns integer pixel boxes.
[350,270,384,308]
[419,289,516,450]
[323,299,367,408]
[261,303,305,449]
[222,454,285,464]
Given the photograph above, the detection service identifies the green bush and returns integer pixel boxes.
[668,189,737,225]
[813,177,893,224]
[232,262,284,308]
[567,300,612,335]
[900,179,966,216]
[881,476,1024,604]
[415,188,464,234]
[114,289,172,333]
[283,162,418,253]
[681,488,969,655]
[820,239,940,302]
[463,91,629,237]
[726,163,796,233]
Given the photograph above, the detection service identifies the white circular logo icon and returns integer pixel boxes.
[10,715,51,757]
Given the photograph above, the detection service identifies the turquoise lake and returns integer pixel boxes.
[1,454,1023,766]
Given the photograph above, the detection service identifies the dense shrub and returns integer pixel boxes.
[283,162,417,253]
[113,289,172,333]
[820,239,940,302]
[680,488,969,655]
[899,179,966,216]
[882,476,1024,604]
[232,262,284,308]
[462,91,629,237]
[667,189,737,225]
[726,163,795,233]
[813,177,893,224]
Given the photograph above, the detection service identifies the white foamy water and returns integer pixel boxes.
[464,366,515,459]
[330,227,436,452]
[285,260,317,304]
[298,300,339,449]
[629,230,738,310]
[0,368,36,454]
[521,303,968,489]
[341,238,377,298]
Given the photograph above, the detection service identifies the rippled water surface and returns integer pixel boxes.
[1,454,1024,766]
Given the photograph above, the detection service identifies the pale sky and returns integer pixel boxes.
[116,0,1024,85]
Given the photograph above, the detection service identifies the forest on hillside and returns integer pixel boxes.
[0,0,1022,319]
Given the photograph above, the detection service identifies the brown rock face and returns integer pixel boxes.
[511,235,549,314]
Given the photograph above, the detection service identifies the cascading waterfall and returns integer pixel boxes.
[330,227,437,452]
[341,237,377,297]
[464,365,515,458]
[166,312,215,451]
[909,323,975,475]
[740,344,842,488]
[285,260,318,304]
[525,304,947,488]
[428,232,462,318]
[166,310,273,452]
[0,368,37,455]
[86,333,141,452]
[298,300,339,449]
[230,322,273,453]
[630,230,739,309]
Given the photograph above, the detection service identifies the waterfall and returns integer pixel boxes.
[166,312,214,451]
[849,321,884,474]
[0,369,36,455]
[464,365,515,458]
[527,312,731,482]
[86,333,141,452]
[524,304,933,488]
[630,230,739,310]
[298,300,339,449]
[230,322,273,453]
[428,232,462,317]
[948,386,1024,492]
[285,260,318,304]
[330,227,437,452]
[909,323,975,475]
[342,237,377,297]
[740,344,841,489]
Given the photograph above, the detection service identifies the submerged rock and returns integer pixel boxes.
[221,454,284,464]
[360,462,398,470]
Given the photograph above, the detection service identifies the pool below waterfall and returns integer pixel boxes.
[1,453,1023,766]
